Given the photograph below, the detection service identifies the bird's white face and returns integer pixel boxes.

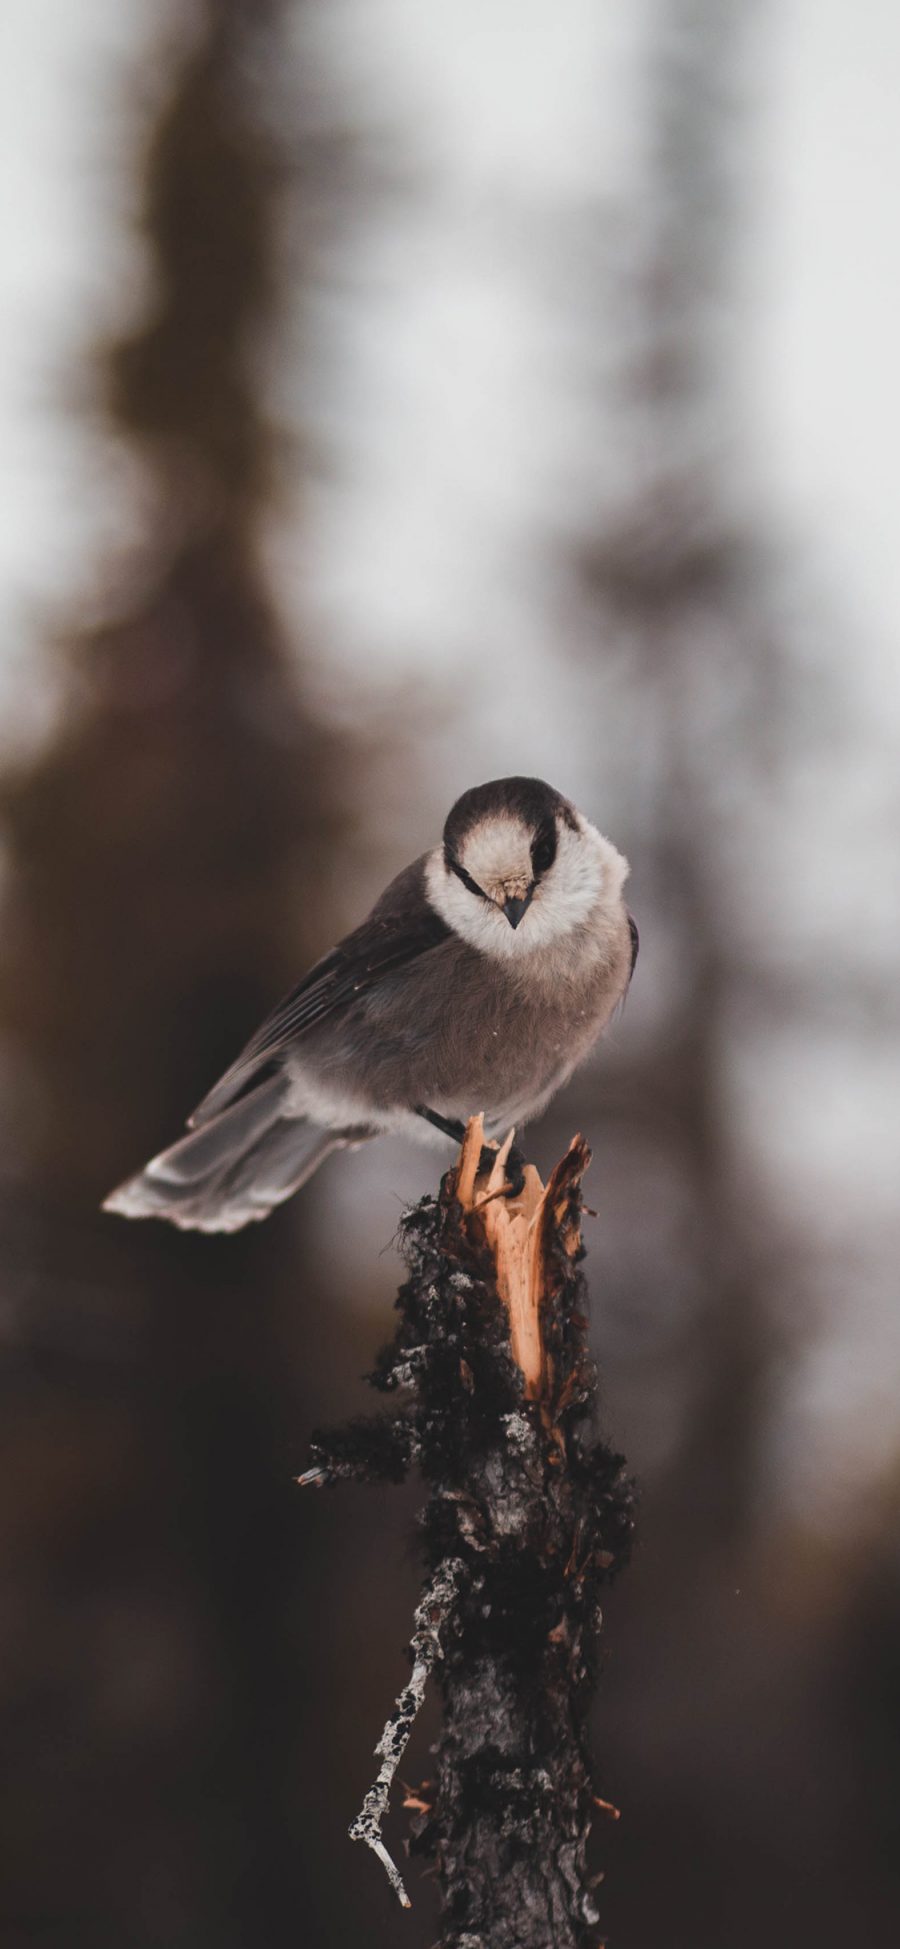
[426,810,628,961]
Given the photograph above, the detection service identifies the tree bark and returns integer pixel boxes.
[306,1120,635,1947]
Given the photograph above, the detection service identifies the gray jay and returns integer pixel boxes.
[104,776,637,1232]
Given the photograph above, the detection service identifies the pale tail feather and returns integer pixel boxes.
[103,1075,371,1233]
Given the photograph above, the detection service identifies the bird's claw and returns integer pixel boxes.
[503,1143,527,1198]
[477,1142,526,1199]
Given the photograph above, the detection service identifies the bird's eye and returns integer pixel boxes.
[448,856,489,901]
[530,827,556,878]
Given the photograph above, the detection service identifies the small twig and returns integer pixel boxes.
[349,1556,462,1907]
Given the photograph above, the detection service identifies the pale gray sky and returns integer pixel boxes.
[1,0,898,734]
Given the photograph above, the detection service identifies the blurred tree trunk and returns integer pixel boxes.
[574,7,788,1942]
[580,0,768,1538]
[0,6,365,1945]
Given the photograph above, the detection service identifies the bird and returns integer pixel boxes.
[104,776,637,1233]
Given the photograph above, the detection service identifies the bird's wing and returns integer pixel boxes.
[189,857,450,1125]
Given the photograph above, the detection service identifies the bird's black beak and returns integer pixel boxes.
[502,890,533,930]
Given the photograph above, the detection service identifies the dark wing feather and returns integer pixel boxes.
[190,857,450,1125]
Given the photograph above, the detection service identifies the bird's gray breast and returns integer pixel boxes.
[302,932,615,1128]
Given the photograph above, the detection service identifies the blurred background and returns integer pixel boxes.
[1,1,898,1944]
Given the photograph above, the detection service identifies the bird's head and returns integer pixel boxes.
[426,776,628,959]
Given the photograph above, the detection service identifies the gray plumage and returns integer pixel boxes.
[104,777,636,1232]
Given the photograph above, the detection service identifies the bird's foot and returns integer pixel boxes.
[503,1142,527,1197]
[477,1141,526,1198]
[417,1107,527,1199]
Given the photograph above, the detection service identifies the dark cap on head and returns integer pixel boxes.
[443,777,578,856]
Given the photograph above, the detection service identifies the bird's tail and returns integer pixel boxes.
[103,1073,371,1233]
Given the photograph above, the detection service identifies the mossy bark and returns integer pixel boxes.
[307,1122,635,1948]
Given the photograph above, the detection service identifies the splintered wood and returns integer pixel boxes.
[455,1115,589,1399]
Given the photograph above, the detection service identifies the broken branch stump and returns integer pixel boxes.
[303,1116,635,1949]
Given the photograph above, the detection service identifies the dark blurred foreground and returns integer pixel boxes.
[1,5,899,1947]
